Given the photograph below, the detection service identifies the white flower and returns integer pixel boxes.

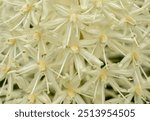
[124,81,150,104]
[0,61,18,95]
[119,43,150,81]
[54,36,103,79]
[17,45,61,94]
[48,2,99,47]
[53,74,93,104]
[4,81,52,104]
[0,0,42,30]
[90,64,132,104]
[0,0,150,104]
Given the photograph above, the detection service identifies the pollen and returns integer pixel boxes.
[33,31,43,41]
[132,51,140,61]
[134,84,142,96]
[70,45,79,53]
[69,13,78,23]
[21,4,33,13]
[99,68,108,81]
[7,38,16,45]
[38,60,47,72]
[125,16,136,26]
[146,21,150,26]
[99,33,108,44]
[1,66,11,74]
[91,0,102,8]
[66,83,76,98]
[28,94,36,104]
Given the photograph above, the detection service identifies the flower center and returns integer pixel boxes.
[28,94,36,103]
[99,69,108,81]
[7,38,16,45]
[70,45,79,53]
[134,84,142,96]
[38,60,47,72]
[1,66,11,74]
[125,16,136,26]
[146,21,150,26]
[21,4,33,13]
[34,31,43,41]
[69,13,78,23]
[66,83,76,98]
[132,51,140,61]
[91,0,103,8]
[99,34,108,44]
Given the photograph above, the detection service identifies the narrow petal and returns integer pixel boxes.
[15,75,29,90]
[80,49,103,66]
[57,51,70,78]
[63,23,72,47]
[80,0,89,10]
[28,72,41,94]
[54,4,69,16]
[119,53,131,68]
[18,63,37,75]
[80,39,97,47]
[46,70,61,92]
[46,18,66,30]
[24,44,37,60]
[74,55,84,79]
[74,94,86,104]
[7,74,13,95]
[38,93,51,104]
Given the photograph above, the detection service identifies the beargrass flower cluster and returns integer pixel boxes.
[0,0,150,104]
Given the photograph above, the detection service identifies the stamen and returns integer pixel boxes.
[132,51,140,61]
[7,38,16,45]
[125,16,136,26]
[28,94,36,103]
[69,13,78,23]
[134,84,142,96]
[34,31,43,41]
[99,68,108,81]
[38,60,47,72]
[99,33,108,44]
[70,45,79,53]
[21,4,33,13]
[66,83,75,98]
[2,66,11,74]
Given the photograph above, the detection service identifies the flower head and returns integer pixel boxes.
[0,0,150,104]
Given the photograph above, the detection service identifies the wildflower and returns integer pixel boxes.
[54,36,103,79]
[0,0,42,30]
[119,43,150,80]
[26,23,55,55]
[116,0,150,36]
[79,0,90,10]
[0,29,28,63]
[48,1,99,47]
[85,18,126,61]
[124,81,150,104]
[0,61,18,95]
[53,74,93,104]
[0,0,150,104]
[4,81,52,104]
[17,45,61,94]
[90,64,132,104]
